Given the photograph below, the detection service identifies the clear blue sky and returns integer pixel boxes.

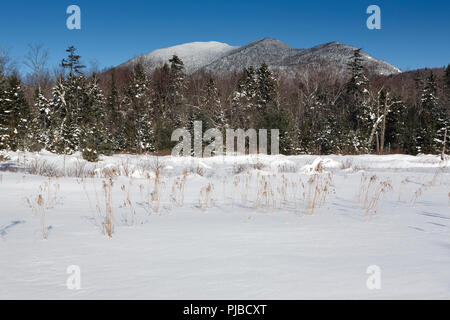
[1,0,449,75]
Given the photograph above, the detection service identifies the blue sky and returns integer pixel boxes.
[1,0,449,75]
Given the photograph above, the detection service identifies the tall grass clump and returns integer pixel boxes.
[26,179,60,239]
[102,179,114,237]
[304,173,333,214]
[199,183,214,211]
[357,175,393,217]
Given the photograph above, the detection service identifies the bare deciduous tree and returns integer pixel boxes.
[0,46,16,75]
[24,44,50,89]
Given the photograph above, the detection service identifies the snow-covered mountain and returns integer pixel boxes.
[119,38,402,76]
[120,41,238,74]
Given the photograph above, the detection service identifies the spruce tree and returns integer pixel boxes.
[6,76,31,151]
[445,65,450,92]
[0,71,10,150]
[168,55,186,125]
[105,71,125,152]
[258,107,294,155]
[47,79,66,153]
[202,77,227,132]
[231,66,258,128]
[61,46,86,76]
[32,88,51,149]
[49,46,88,154]
[123,64,154,153]
[416,72,448,154]
[338,48,371,152]
[382,93,407,152]
[256,63,278,111]
[80,76,110,161]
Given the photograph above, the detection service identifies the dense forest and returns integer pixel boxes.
[0,45,449,161]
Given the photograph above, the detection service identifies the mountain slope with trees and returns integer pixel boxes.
[1,45,449,161]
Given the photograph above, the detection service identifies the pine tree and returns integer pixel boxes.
[32,87,51,149]
[48,47,87,154]
[151,56,186,151]
[6,76,31,151]
[168,55,187,125]
[61,46,86,76]
[258,107,294,155]
[231,66,258,128]
[0,71,10,150]
[416,72,448,154]
[47,79,66,153]
[337,48,371,152]
[202,77,227,131]
[445,65,450,92]
[380,92,406,152]
[105,71,125,152]
[80,76,110,161]
[122,64,154,153]
[256,63,278,111]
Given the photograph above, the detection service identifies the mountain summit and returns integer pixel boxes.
[120,38,401,76]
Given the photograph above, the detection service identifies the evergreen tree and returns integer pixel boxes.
[61,46,86,76]
[31,88,51,149]
[122,64,154,153]
[5,76,31,150]
[168,55,186,125]
[80,76,110,161]
[0,71,10,150]
[47,79,66,153]
[201,77,227,131]
[256,63,278,111]
[445,65,450,92]
[231,66,258,128]
[416,72,448,153]
[258,107,294,155]
[379,91,406,153]
[48,47,88,154]
[152,56,186,151]
[300,88,336,154]
[105,71,125,152]
[337,48,371,152]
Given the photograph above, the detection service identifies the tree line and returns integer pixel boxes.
[0,45,449,161]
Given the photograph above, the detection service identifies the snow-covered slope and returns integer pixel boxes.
[119,38,402,76]
[0,152,449,299]
[204,39,401,75]
[120,41,238,74]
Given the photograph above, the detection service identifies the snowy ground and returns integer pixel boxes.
[0,151,449,299]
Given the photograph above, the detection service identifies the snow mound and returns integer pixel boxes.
[300,157,341,174]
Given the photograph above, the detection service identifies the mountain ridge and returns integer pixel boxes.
[119,38,402,76]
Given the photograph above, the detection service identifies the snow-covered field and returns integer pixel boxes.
[0,151,449,299]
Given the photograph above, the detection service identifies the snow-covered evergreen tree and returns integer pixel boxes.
[231,66,258,128]
[1,76,31,151]
[48,47,88,154]
[49,75,86,154]
[31,88,51,149]
[336,48,372,153]
[417,72,449,154]
[122,64,154,153]
[202,77,227,131]
[168,55,187,126]
[80,76,111,161]
[0,71,10,150]
[256,63,278,111]
[105,71,125,152]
